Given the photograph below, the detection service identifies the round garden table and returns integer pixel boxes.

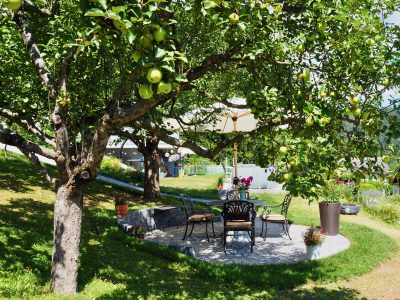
[207,200,264,208]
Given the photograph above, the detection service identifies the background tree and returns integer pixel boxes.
[0,0,399,295]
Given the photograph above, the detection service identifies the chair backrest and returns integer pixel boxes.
[222,201,255,222]
[280,194,292,216]
[226,190,235,201]
[180,194,194,216]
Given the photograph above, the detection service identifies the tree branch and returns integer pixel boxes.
[0,124,57,160]
[14,12,55,92]
[23,0,59,17]
[0,108,56,148]
[185,43,245,82]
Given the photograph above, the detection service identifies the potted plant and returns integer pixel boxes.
[217,176,224,192]
[318,179,344,235]
[238,176,253,200]
[303,226,325,260]
[132,225,145,240]
[115,196,128,218]
[339,179,360,215]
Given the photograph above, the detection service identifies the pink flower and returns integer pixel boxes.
[249,176,254,181]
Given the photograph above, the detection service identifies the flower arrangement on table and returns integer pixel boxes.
[319,179,356,203]
[303,226,324,246]
[238,176,253,191]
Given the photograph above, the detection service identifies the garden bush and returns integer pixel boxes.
[359,179,390,194]
[100,156,144,184]
[364,198,400,225]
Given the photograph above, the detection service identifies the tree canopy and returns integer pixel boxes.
[1,0,400,295]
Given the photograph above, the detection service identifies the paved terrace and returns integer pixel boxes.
[145,219,350,265]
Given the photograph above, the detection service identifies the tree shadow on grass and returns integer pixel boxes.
[78,206,363,299]
[0,153,55,193]
[0,198,53,285]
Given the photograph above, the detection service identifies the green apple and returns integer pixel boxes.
[131,51,141,62]
[303,69,310,81]
[320,91,327,98]
[138,84,153,100]
[381,155,390,163]
[382,78,390,87]
[296,44,305,51]
[146,68,163,83]
[140,34,153,49]
[320,116,331,125]
[279,146,288,154]
[353,108,362,117]
[157,81,172,94]
[283,173,292,181]
[317,22,326,33]
[311,187,317,194]
[153,28,167,42]
[329,91,335,97]
[349,96,360,105]
[306,116,314,126]
[369,39,375,46]
[3,0,21,10]
[229,13,240,23]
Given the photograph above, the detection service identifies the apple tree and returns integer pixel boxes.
[0,0,399,296]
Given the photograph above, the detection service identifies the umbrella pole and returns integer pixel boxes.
[232,116,239,200]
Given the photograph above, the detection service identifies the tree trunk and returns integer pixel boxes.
[143,138,161,200]
[51,182,83,295]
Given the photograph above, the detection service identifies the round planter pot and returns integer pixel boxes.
[306,244,322,260]
[116,203,128,217]
[340,204,360,215]
[319,202,340,236]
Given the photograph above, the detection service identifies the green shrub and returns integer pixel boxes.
[387,194,400,205]
[359,179,391,194]
[100,156,144,184]
[365,200,400,225]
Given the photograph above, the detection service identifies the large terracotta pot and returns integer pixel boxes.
[116,203,128,217]
[319,202,340,236]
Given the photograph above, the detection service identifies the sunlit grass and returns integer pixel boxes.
[160,174,221,199]
[0,152,398,299]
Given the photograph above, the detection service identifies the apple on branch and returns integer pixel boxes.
[147,68,163,84]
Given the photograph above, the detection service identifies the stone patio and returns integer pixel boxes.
[145,219,350,265]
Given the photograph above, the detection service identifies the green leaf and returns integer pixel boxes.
[85,8,106,17]
[75,132,82,144]
[174,74,188,82]
[98,0,107,10]
[127,30,135,44]
[155,48,167,58]
[176,56,188,63]
[161,65,175,72]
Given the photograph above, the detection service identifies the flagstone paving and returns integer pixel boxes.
[145,219,350,265]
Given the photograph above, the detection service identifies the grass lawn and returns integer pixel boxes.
[0,152,399,299]
[160,174,221,199]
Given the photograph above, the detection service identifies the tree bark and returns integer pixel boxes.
[50,182,83,295]
[142,137,161,200]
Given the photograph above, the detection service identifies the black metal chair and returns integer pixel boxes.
[222,200,256,252]
[260,194,292,240]
[180,194,216,241]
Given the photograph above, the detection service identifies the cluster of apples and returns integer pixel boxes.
[347,96,362,117]
[138,68,172,99]
[2,0,21,10]
[135,27,173,100]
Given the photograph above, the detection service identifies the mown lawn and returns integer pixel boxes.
[160,174,221,199]
[0,151,398,299]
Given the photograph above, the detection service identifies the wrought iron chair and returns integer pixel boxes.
[222,200,256,253]
[180,194,216,241]
[260,194,292,240]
